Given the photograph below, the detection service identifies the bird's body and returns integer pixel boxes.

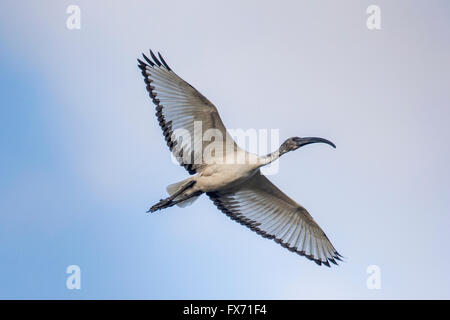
[138,50,343,267]
[197,162,259,192]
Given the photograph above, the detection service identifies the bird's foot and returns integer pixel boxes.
[147,198,173,213]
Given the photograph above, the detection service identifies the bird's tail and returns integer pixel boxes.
[167,178,202,208]
[166,179,190,199]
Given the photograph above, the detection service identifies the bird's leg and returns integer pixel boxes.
[148,199,176,213]
[153,191,202,212]
[148,180,196,213]
[164,180,195,202]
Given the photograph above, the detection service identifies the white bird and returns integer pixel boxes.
[138,50,342,267]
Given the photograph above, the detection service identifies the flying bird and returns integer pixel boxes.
[138,50,342,267]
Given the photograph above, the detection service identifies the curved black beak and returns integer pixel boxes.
[297,137,336,149]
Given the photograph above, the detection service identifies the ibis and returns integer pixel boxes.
[137,50,342,267]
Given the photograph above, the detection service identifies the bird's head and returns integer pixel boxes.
[279,136,336,155]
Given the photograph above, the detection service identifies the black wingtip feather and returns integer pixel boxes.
[329,258,338,265]
[137,58,148,67]
[158,52,172,71]
[150,50,162,67]
[142,53,155,67]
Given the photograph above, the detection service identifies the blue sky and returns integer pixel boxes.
[0,0,449,299]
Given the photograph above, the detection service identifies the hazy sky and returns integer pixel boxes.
[1,0,449,299]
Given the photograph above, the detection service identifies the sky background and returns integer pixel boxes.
[0,0,449,299]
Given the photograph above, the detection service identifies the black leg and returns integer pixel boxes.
[147,180,196,213]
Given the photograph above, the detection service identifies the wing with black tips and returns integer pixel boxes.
[207,171,343,267]
[138,50,241,174]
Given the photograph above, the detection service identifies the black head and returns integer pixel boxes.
[279,136,336,154]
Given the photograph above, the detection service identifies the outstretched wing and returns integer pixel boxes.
[138,50,240,174]
[207,171,343,267]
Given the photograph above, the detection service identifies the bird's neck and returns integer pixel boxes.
[259,148,284,166]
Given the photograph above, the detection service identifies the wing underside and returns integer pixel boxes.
[208,172,342,267]
[138,50,240,174]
